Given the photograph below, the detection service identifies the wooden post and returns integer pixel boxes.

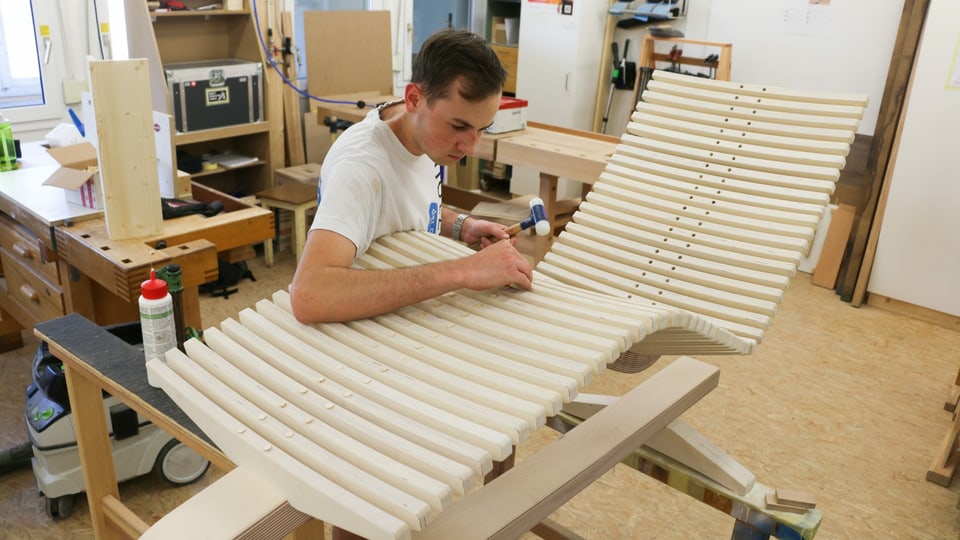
[89,59,164,240]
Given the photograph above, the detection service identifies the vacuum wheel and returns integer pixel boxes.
[153,440,209,485]
[45,494,74,520]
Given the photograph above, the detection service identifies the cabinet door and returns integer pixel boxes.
[515,0,606,130]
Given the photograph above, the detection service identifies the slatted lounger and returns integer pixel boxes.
[144,70,867,539]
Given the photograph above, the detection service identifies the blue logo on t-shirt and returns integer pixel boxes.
[427,202,440,234]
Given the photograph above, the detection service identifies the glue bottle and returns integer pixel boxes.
[0,113,17,172]
[140,268,176,388]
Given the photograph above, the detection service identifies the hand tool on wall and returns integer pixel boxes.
[601,39,634,133]
[667,45,683,72]
[704,53,718,79]
[600,41,621,134]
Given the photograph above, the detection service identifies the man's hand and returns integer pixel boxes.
[460,217,519,248]
[462,240,533,291]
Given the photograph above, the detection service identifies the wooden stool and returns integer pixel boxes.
[257,183,318,267]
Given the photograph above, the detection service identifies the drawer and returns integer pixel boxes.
[0,248,64,324]
[0,212,59,284]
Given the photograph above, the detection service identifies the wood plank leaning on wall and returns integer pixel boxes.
[836,0,930,305]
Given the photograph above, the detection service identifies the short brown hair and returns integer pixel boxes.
[411,29,506,103]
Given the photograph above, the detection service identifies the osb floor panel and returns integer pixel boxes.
[2,250,960,539]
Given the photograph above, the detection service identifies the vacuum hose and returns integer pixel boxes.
[0,441,33,474]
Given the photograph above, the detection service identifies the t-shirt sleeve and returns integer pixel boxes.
[310,160,383,258]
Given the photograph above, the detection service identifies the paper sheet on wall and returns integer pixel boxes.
[949,33,960,90]
[774,0,832,37]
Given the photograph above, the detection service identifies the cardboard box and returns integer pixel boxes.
[275,163,321,186]
[487,97,527,134]
[42,142,102,209]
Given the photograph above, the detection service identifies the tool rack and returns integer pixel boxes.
[631,34,733,106]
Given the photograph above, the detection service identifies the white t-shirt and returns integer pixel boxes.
[310,105,444,258]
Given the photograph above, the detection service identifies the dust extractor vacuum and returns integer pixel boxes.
[21,322,209,518]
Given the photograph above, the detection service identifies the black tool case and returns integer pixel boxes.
[164,58,264,132]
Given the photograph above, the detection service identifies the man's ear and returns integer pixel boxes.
[404,83,422,112]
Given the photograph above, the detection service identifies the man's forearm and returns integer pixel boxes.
[290,259,467,323]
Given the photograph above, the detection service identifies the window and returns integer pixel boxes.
[0,2,43,108]
[0,1,73,137]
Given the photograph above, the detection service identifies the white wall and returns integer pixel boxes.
[867,0,960,316]
[603,0,903,137]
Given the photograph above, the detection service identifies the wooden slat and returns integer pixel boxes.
[651,69,869,107]
[646,79,866,119]
[630,108,852,155]
[641,90,860,132]
[148,353,413,540]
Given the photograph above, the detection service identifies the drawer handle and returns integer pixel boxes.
[19,284,39,303]
[13,243,32,259]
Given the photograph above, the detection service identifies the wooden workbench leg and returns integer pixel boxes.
[927,406,960,486]
[181,287,202,333]
[264,229,276,267]
[944,364,960,412]
[61,360,121,538]
[536,172,559,263]
[0,311,23,352]
[58,260,97,321]
[293,204,308,263]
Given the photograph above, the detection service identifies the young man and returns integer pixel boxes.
[290,30,533,324]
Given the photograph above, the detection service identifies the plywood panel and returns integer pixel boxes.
[89,59,164,240]
[304,11,393,98]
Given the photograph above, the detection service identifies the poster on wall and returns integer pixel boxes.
[774,0,833,37]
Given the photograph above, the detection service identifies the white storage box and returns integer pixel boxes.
[487,97,528,134]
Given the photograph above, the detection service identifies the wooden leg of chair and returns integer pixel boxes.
[530,518,586,540]
[535,172,559,263]
[484,450,517,485]
[288,518,326,540]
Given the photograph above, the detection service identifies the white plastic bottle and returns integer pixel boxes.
[140,269,176,388]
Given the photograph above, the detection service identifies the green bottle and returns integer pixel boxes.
[0,114,16,172]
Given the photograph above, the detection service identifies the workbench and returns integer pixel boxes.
[0,142,274,349]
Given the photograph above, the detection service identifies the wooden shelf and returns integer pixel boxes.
[151,9,250,18]
[174,122,271,145]
[189,159,266,179]
[130,0,284,197]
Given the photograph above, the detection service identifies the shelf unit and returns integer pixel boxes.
[487,0,520,95]
[132,0,284,197]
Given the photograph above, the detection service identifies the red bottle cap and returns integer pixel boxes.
[141,269,168,299]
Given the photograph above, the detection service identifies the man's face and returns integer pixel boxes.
[409,80,501,166]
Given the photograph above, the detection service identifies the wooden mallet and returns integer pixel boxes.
[504,197,550,237]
